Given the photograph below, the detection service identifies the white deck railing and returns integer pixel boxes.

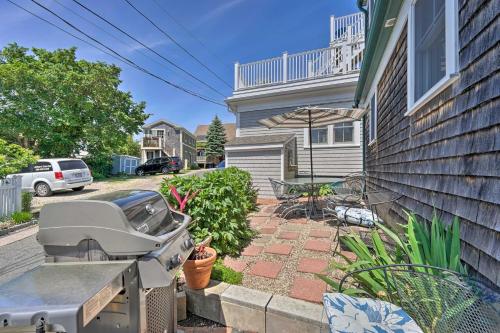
[234,13,365,91]
[330,12,365,43]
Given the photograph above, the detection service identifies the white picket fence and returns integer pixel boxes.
[0,176,22,218]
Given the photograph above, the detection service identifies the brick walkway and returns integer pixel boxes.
[223,204,358,304]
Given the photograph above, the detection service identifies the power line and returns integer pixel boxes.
[123,0,233,89]
[52,0,168,74]
[17,0,225,106]
[5,0,123,62]
[69,0,226,98]
[151,0,231,73]
[52,0,208,92]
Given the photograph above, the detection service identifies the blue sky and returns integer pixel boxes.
[0,0,358,133]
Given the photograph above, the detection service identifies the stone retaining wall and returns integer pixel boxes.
[185,280,328,333]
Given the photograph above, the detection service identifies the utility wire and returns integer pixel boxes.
[5,0,122,62]
[69,0,226,98]
[151,0,231,74]
[123,0,233,89]
[22,0,226,106]
[52,0,209,92]
[52,0,174,77]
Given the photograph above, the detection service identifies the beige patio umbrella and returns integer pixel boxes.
[258,106,364,210]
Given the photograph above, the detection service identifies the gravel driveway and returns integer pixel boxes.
[32,170,208,210]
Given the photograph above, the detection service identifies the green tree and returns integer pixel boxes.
[0,139,37,178]
[0,43,149,158]
[205,116,226,163]
[116,136,141,157]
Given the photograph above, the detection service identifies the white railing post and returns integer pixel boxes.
[234,62,240,90]
[330,15,335,45]
[282,52,288,83]
[308,59,313,78]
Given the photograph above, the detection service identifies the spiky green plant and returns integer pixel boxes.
[318,211,466,295]
[317,211,468,332]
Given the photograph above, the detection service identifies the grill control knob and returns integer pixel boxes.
[182,238,195,250]
[168,254,182,270]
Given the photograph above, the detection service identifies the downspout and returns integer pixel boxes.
[353,0,387,107]
[357,0,368,173]
[357,0,368,40]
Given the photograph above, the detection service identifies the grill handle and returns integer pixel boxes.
[155,207,192,244]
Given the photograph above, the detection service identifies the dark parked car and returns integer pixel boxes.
[170,156,183,173]
[135,157,178,176]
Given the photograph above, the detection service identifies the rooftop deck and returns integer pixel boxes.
[233,13,365,91]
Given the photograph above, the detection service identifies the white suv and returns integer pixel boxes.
[14,158,93,197]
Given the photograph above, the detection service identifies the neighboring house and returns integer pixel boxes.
[194,123,236,168]
[140,119,197,166]
[225,13,365,197]
[354,0,499,286]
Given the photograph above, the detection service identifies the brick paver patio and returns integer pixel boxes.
[249,261,284,278]
[223,204,357,304]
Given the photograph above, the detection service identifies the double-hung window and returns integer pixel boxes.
[333,122,354,143]
[306,122,360,147]
[310,127,328,145]
[408,0,458,113]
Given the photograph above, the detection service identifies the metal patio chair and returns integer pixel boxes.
[268,178,308,220]
[324,186,402,253]
[328,264,500,333]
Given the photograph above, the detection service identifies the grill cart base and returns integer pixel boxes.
[0,261,176,333]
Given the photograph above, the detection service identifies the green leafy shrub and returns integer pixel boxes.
[11,211,32,224]
[318,184,334,196]
[84,154,113,179]
[189,163,200,170]
[21,192,33,212]
[211,259,243,284]
[318,211,466,296]
[0,139,37,178]
[160,167,257,256]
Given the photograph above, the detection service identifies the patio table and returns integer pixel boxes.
[284,176,343,217]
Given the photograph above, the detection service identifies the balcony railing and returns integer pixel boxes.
[196,155,207,164]
[142,136,163,149]
[234,12,364,91]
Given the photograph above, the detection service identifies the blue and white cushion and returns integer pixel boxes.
[335,206,381,227]
[323,293,423,333]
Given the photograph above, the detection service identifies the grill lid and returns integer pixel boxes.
[38,190,191,255]
[88,190,178,236]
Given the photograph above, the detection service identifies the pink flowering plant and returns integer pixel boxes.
[168,184,198,213]
[160,167,257,256]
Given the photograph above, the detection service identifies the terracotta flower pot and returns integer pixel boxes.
[183,247,217,289]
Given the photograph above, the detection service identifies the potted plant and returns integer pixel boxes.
[183,244,217,289]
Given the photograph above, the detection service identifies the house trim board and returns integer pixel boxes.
[229,86,356,113]
[358,0,410,108]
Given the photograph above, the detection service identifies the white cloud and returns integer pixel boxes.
[127,39,171,52]
[195,0,245,28]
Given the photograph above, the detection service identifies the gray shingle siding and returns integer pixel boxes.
[364,0,500,286]
[239,107,363,176]
[227,149,281,197]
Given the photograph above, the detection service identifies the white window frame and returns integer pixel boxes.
[369,92,377,145]
[407,0,459,115]
[304,121,361,148]
[152,128,165,138]
[310,127,329,145]
[333,121,355,144]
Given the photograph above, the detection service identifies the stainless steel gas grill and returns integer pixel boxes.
[0,190,194,333]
